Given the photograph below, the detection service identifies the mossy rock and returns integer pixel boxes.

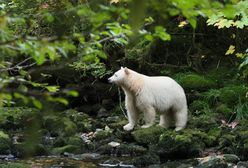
[0,163,30,168]
[51,145,79,155]
[94,130,113,141]
[197,157,228,168]
[132,126,165,145]
[188,115,219,131]
[175,73,217,90]
[98,143,147,156]
[219,85,248,106]
[0,131,11,154]
[63,118,77,136]
[117,144,147,156]
[64,109,94,132]
[215,104,233,119]
[43,116,77,137]
[124,153,160,167]
[152,129,210,159]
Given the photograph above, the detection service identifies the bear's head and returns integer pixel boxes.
[108,67,129,85]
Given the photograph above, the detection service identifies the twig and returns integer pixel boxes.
[0,57,36,72]
[118,87,128,119]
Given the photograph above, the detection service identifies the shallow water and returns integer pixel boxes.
[0,156,98,168]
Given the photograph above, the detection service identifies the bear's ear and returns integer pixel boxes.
[121,66,124,70]
[124,67,129,75]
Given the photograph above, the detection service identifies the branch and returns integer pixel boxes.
[0,57,36,72]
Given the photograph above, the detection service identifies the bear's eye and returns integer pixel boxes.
[114,74,118,77]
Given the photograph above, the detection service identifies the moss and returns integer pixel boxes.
[216,104,233,119]
[206,128,221,146]
[67,136,82,146]
[189,100,210,116]
[109,119,127,129]
[63,118,77,136]
[0,163,30,168]
[188,115,219,131]
[0,131,11,154]
[125,153,160,167]
[175,73,217,90]
[117,144,147,156]
[94,130,112,141]
[219,134,236,148]
[132,126,165,145]
[51,145,79,155]
[219,85,248,106]
[43,116,77,137]
[153,129,208,159]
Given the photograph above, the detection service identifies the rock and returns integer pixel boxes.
[97,107,108,118]
[51,145,79,155]
[222,154,240,163]
[108,141,120,147]
[0,154,15,160]
[94,129,112,141]
[160,159,198,168]
[151,129,213,160]
[99,159,135,168]
[196,156,228,168]
[0,131,11,154]
[64,152,101,161]
[237,161,248,168]
[132,126,165,145]
[124,153,160,167]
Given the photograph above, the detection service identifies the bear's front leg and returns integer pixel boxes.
[123,95,139,131]
[141,106,156,128]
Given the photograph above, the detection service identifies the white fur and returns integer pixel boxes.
[108,67,188,131]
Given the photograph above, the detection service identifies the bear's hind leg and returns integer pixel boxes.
[159,113,171,128]
[174,107,187,131]
[141,106,156,128]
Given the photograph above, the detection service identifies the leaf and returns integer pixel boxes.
[67,90,79,97]
[32,99,42,109]
[178,21,188,28]
[154,26,171,41]
[236,53,244,58]
[225,45,235,55]
[144,34,153,41]
[214,18,234,29]
[45,86,59,92]
[188,18,197,29]
[48,97,69,105]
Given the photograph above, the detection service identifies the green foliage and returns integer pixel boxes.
[175,73,217,90]
[202,89,221,106]
[219,85,248,106]
[207,1,248,29]
[0,107,37,127]
[0,131,11,154]
[235,100,248,120]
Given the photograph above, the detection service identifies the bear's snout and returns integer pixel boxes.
[108,77,113,83]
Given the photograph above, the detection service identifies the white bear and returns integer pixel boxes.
[108,67,188,131]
